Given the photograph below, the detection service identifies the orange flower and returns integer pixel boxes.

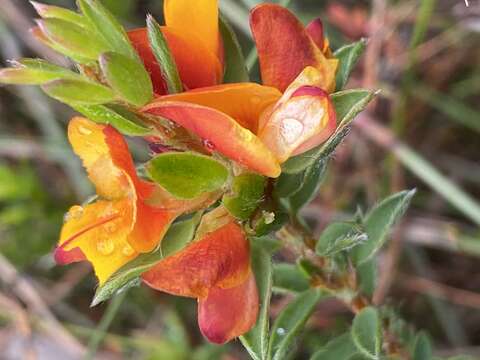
[128,0,223,94]
[250,3,338,93]
[143,67,336,177]
[55,118,205,284]
[141,5,338,177]
[142,207,258,344]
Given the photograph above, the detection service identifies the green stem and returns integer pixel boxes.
[85,290,128,360]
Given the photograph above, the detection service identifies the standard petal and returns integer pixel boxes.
[164,0,220,60]
[154,83,281,132]
[198,272,259,344]
[57,199,138,284]
[128,27,222,93]
[142,221,250,299]
[142,101,281,177]
[250,4,337,92]
[258,85,336,162]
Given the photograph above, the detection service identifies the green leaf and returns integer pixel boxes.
[31,1,91,29]
[287,159,327,213]
[274,170,308,199]
[240,243,273,360]
[356,259,377,298]
[268,289,323,360]
[147,152,229,199]
[413,332,432,360]
[36,18,107,60]
[310,333,358,360]
[351,307,382,359]
[352,190,415,264]
[146,15,183,94]
[219,14,249,83]
[99,51,153,107]
[42,78,115,105]
[334,39,367,91]
[273,263,310,294]
[77,0,137,59]
[223,173,266,220]
[73,104,152,136]
[92,214,200,306]
[282,89,375,174]
[0,59,79,85]
[316,222,367,257]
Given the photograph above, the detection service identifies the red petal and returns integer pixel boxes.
[198,272,259,344]
[142,101,281,177]
[142,221,250,298]
[54,246,86,265]
[250,4,336,92]
[306,18,325,50]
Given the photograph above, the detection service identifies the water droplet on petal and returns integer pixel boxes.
[281,118,304,144]
[203,139,216,152]
[97,239,115,255]
[122,244,135,256]
[78,125,92,135]
[63,205,84,223]
[104,222,117,234]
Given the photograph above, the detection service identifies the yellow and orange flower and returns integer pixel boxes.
[142,207,258,344]
[55,117,205,284]
[128,0,223,94]
[140,4,338,178]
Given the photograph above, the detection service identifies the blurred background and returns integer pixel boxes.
[0,0,479,359]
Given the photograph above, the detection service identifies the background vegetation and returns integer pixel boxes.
[0,0,479,358]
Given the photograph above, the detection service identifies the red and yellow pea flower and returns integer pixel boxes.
[142,207,258,344]
[55,117,211,284]
[139,4,338,178]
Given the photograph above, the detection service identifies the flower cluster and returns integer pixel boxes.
[0,0,339,344]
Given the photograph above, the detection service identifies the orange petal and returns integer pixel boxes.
[142,101,281,177]
[164,0,220,60]
[68,118,142,199]
[57,199,138,284]
[128,202,177,253]
[250,4,337,92]
[258,85,336,162]
[198,271,259,344]
[142,221,250,298]
[153,83,281,133]
[128,27,222,93]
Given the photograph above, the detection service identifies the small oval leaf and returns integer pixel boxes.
[273,263,310,294]
[37,18,107,60]
[77,0,137,60]
[31,1,91,29]
[73,104,151,136]
[100,51,153,107]
[351,307,383,359]
[413,332,432,360]
[268,288,323,360]
[316,222,367,257]
[146,15,183,94]
[147,152,229,199]
[310,333,358,360]
[42,78,115,105]
[334,39,367,91]
[352,190,415,264]
[0,59,79,85]
[223,173,266,220]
